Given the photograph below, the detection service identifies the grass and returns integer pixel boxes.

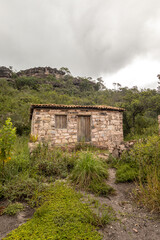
[3,202,24,216]
[4,182,103,240]
[70,151,114,196]
[135,168,160,212]
[109,135,160,212]
[88,180,115,197]
[70,151,108,187]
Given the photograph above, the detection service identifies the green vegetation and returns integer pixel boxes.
[116,164,138,183]
[70,151,114,196]
[0,72,160,138]
[2,174,43,202]
[71,152,108,187]
[31,145,75,179]
[88,180,115,197]
[0,118,16,168]
[3,202,24,216]
[4,182,103,240]
[0,133,115,239]
[110,135,160,212]
[0,70,160,238]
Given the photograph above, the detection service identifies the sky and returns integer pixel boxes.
[0,0,160,89]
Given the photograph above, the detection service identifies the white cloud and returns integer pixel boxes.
[0,0,160,88]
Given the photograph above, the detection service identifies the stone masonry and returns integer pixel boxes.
[29,105,124,152]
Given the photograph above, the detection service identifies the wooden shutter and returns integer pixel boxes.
[55,115,67,128]
[77,116,91,142]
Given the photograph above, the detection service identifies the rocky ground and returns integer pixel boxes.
[0,169,160,240]
[99,168,160,240]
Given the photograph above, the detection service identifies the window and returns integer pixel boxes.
[55,115,67,129]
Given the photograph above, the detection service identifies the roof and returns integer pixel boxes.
[30,104,125,119]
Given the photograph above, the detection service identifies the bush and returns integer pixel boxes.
[31,145,75,178]
[116,135,160,212]
[70,151,108,188]
[0,182,3,199]
[135,168,160,212]
[88,180,115,197]
[0,137,30,183]
[116,164,138,183]
[3,174,43,202]
[3,203,24,216]
[0,118,16,168]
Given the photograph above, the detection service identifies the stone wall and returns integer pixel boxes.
[30,108,123,152]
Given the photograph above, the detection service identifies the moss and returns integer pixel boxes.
[5,182,102,240]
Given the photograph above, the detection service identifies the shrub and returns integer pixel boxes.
[3,174,43,202]
[31,145,75,178]
[0,118,16,168]
[0,182,3,199]
[116,135,160,211]
[116,164,138,183]
[135,169,160,212]
[70,151,108,188]
[88,180,115,197]
[3,203,24,216]
[0,137,30,183]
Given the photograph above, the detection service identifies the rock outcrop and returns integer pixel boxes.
[17,67,65,78]
[0,66,12,78]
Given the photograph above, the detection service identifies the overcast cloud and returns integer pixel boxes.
[0,0,160,89]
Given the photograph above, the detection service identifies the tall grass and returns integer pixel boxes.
[70,151,114,196]
[71,151,108,187]
[114,135,160,212]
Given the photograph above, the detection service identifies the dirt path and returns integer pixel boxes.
[98,168,160,240]
[0,203,34,240]
[0,170,160,240]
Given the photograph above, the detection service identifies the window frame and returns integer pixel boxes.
[55,114,67,129]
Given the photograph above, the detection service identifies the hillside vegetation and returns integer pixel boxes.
[0,67,160,138]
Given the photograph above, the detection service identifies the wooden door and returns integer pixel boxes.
[77,116,91,142]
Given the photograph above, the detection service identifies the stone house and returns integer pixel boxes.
[29,104,124,152]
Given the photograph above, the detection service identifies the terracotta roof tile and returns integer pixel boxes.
[30,104,125,119]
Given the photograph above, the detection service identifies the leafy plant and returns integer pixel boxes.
[0,118,16,167]
[0,136,30,183]
[29,134,38,143]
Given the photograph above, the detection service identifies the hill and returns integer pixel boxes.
[0,66,160,138]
